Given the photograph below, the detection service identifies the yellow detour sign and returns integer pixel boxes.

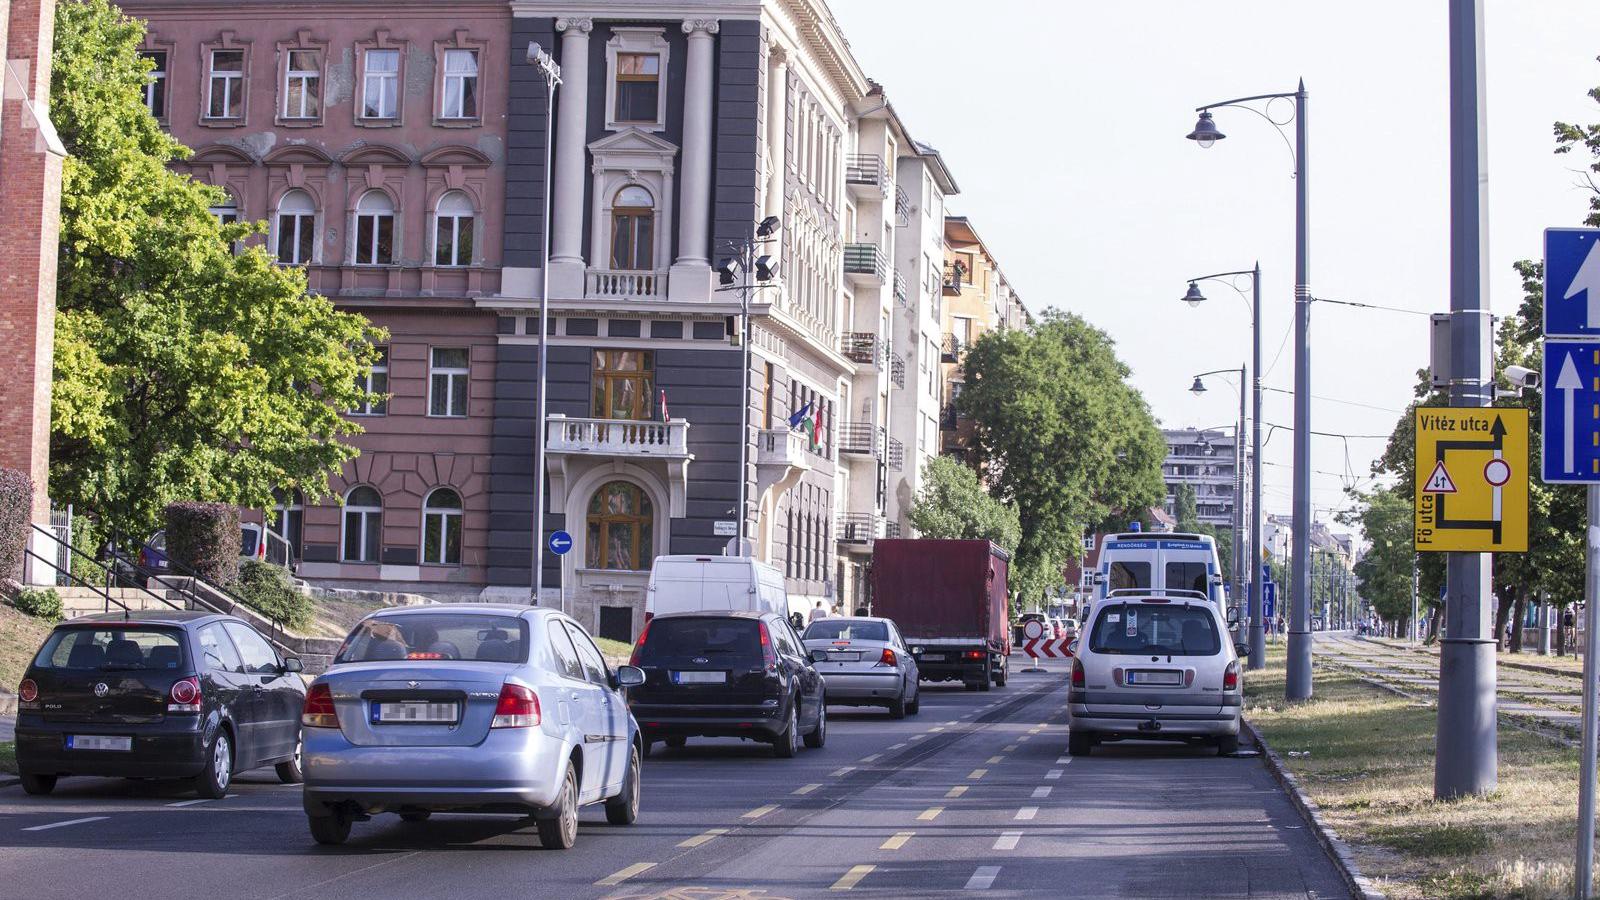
[1414,407,1528,552]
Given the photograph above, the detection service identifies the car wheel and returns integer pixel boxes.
[194,729,233,799]
[536,765,580,850]
[275,735,304,784]
[773,703,800,758]
[399,809,432,823]
[1217,733,1240,756]
[978,665,992,691]
[20,773,56,796]
[308,810,352,845]
[907,687,921,716]
[640,739,656,759]
[888,692,907,720]
[605,744,642,826]
[665,736,687,749]
[804,698,827,749]
[994,663,1007,688]
[1068,730,1094,757]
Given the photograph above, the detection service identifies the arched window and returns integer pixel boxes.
[609,185,654,271]
[354,191,395,265]
[276,190,316,265]
[342,486,382,563]
[586,481,653,571]
[422,488,463,566]
[434,191,475,267]
[270,489,304,563]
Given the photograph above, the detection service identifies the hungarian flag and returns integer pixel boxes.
[659,389,670,423]
[811,403,824,450]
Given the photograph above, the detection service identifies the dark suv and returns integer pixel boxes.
[15,611,307,798]
[627,611,826,758]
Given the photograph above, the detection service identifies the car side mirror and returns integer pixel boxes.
[1234,641,1249,657]
[614,665,645,688]
[281,657,304,674]
[810,649,828,663]
[1226,608,1240,627]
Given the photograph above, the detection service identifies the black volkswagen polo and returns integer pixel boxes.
[15,611,306,798]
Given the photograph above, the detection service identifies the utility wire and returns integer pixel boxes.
[1316,297,1433,317]
[1261,386,1406,414]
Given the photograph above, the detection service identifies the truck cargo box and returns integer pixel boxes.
[871,540,1010,689]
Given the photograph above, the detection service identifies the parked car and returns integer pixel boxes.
[628,611,826,758]
[645,555,789,622]
[1067,595,1245,757]
[801,617,919,718]
[124,526,270,587]
[14,611,306,798]
[300,605,644,849]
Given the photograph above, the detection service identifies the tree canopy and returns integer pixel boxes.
[48,0,383,539]
[906,456,1021,553]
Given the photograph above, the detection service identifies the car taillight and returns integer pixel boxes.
[491,683,540,728]
[630,620,652,667]
[963,650,985,661]
[18,678,38,703]
[168,676,202,713]
[758,621,778,671]
[1223,660,1240,691]
[878,648,897,667]
[1071,658,1085,687]
[302,683,338,728]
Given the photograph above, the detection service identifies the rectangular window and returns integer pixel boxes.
[440,49,479,119]
[591,350,656,421]
[283,49,320,119]
[355,208,394,265]
[207,49,244,119]
[435,212,475,267]
[353,347,389,416]
[362,49,399,119]
[429,347,469,417]
[276,211,315,265]
[614,52,660,123]
[142,50,167,119]
[609,210,653,270]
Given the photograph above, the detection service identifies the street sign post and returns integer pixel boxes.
[548,531,573,556]
[1413,408,1528,553]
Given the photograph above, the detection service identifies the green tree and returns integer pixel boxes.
[1173,484,1198,532]
[48,0,383,539]
[906,456,1021,553]
[958,311,1167,603]
[1346,487,1415,627]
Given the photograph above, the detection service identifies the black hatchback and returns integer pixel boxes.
[628,611,827,758]
[15,611,307,798]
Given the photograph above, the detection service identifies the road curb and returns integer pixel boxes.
[1243,717,1385,900]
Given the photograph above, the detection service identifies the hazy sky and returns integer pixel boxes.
[831,1,1600,539]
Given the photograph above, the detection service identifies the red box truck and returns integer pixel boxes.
[870,539,1010,691]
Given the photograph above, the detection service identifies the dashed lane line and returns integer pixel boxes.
[1016,736,1031,742]
[860,754,882,763]
[167,798,213,808]
[965,866,1002,890]
[1045,768,1063,780]
[677,828,730,848]
[831,864,875,891]
[793,783,822,796]
[742,804,780,820]
[830,767,857,777]
[993,831,1023,851]
[1014,807,1038,821]
[968,768,988,779]
[1056,756,1070,764]
[986,756,1003,764]
[880,831,914,850]
[1003,744,1018,752]
[596,862,656,886]
[909,734,927,742]
[916,806,945,821]
[944,786,968,799]
[1031,786,1052,799]
[22,816,108,832]
[888,742,906,750]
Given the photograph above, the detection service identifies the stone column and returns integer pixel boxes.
[674,19,717,269]
[763,46,787,223]
[547,17,591,297]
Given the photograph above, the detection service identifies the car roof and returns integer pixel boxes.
[804,616,891,625]
[651,609,769,621]
[62,610,227,627]
[363,603,541,618]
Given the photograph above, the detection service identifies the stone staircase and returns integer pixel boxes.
[56,586,182,619]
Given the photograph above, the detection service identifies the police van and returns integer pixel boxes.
[1088,531,1226,610]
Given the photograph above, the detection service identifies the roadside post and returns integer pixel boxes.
[1538,226,1600,897]
[548,530,572,616]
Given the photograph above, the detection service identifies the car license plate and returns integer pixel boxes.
[67,734,131,751]
[827,651,861,661]
[374,701,459,724]
[921,653,945,661]
[1129,671,1182,686]
[673,671,726,684]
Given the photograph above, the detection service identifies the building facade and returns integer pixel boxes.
[1161,427,1250,529]
[939,215,1024,463]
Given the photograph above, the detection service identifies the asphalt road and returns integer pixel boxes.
[0,668,1348,899]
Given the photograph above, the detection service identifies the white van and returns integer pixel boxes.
[1090,533,1225,609]
[645,555,790,622]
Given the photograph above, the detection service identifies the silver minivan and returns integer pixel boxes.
[1067,595,1243,756]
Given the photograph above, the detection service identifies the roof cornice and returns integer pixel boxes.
[510,1,760,19]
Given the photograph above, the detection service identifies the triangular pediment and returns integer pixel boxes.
[589,127,679,157]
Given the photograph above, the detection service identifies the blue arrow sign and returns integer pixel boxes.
[1262,582,1277,620]
[548,530,573,555]
[1544,228,1600,338]
[1542,341,1600,483]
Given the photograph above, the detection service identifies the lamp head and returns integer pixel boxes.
[1186,110,1225,149]
[754,255,777,281]
[1189,376,1207,396]
[716,258,740,287]
[756,215,781,238]
[1182,281,1206,307]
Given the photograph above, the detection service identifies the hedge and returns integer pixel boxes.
[237,559,313,632]
[15,587,62,622]
[0,467,33,583]
[163,501,240,586]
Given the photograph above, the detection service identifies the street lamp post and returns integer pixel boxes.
[1182,265,1265,670]
[526,42,562,606]
[1188,82,1313,700]
[1189,368,1247,633]
[716,217,781,553]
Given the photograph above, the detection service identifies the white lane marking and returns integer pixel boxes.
[596,862,656,886]
[742,804,780,819]
[793,783,822,796]
[167,798,213,808]
[945,720,960,725]
[677,828,729,848]
[1016,736,1031,742]
[1014,807,1038,821]
[860,754,882,763]
[830,767,857,777]
[986,756,1003,764]
[930,726,947,733]
[1032,786,1052,799]
[1056,756,1070,764]
[23,816,108,832]
[909,734,927,742]
[965,866,1002,890]
[917,806,944,821]
[993,831,1023,851]
[968,768,988,779]
[832,864,875,890]
[1004,744,1018,752]
[880,831,914,850]
[889,742,907,750]
[1045,769,1063,780]
[945,785,968,799]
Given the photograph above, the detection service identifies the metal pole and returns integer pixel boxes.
[735,243,753,556]
[530,50,560,606]
[1234,367,1246,627]
[1412,554,1420,644]
[1286,80,1314,701]
[1249,263,1266,669]
[1579,486,1600,898]
[1435,0,1497,800]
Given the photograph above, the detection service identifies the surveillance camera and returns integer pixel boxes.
[1504,365,1539,389]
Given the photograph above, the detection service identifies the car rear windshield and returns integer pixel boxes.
[1088,603,1220,656]
[33,627,188,671]
[336,614,529,663]
[804,620,888,642]
[1164,561,1210,596]
[637,617,761,662]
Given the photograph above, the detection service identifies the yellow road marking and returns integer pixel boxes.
[831,864,876,890]
[677,827,730,848]
[945,785,968,799]
[793,783,822,796]
[880,831,914,850]
[917,806,944,821]
[742,804,780,819]
[596,862,656,886]
[968,768,988,779]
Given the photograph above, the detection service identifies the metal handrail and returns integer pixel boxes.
[24,523,183,615]
[107,527,245,617]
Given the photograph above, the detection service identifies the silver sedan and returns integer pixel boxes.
[301,605,645,849]
[801,617,920,718]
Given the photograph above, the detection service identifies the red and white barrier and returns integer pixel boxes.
[1021,636,1074,659]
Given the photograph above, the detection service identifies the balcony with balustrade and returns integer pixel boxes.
[838,422,884,461]
[543,414,692,519]
[585,269,670,301]
[843,243,887,287]
[841,332,886,369]
[837,513,899,547]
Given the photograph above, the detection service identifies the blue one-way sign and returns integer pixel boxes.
[1542,341,1600,483]
[1544,228,1600,338]
[548,530,573,555]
